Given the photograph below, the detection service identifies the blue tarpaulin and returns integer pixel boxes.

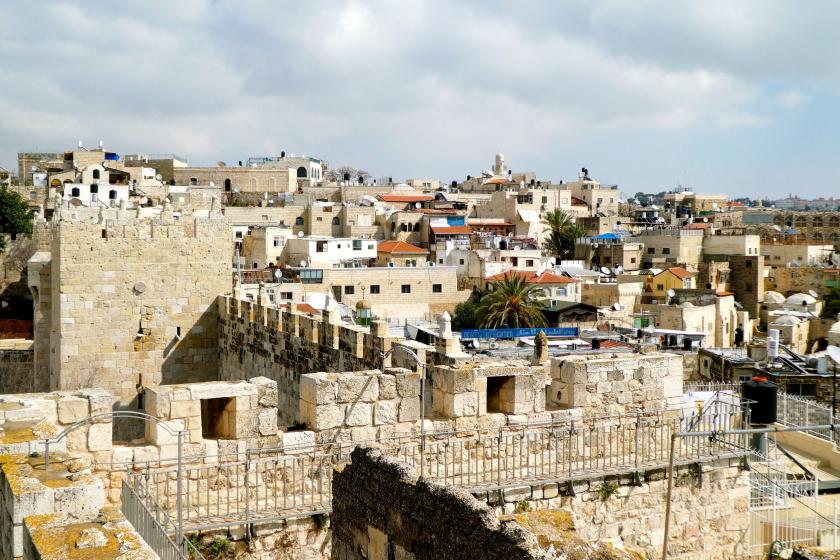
[460,327,579,340]
[104,152,120,161]
[593,232,620,239]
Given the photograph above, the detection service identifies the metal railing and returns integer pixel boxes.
[777,393,836,444]
[137,409,747,532]
[122,475,206,560]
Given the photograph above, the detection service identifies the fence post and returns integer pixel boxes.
[633,413,642,486]
[176,430,183,547]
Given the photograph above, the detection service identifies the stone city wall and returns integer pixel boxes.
[331,447,545,560]
[219,296,424,427]
[0,341,35,395]
[547,353,684,415]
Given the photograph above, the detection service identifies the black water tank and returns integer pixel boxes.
[591,338,601,350]
[741,378,778,424]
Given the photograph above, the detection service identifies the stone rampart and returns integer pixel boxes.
[331,446,544,560]
[219,296,429,426]
[0,341,35,394]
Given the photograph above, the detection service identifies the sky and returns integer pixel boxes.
[1,0,839,199]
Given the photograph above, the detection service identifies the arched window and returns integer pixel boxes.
[92,169,100,180]
[400,223,408,232]
[413,223,420,232]
[268,177,276,190]
[224,178,231,192]
[109,189,118,200]
[249,177,257,189]
[332,217,340,226]
[70,187,80,197]
[295,217,304,226]
[296,166,307,178]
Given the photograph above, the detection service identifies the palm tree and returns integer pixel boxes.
[477,274,548,329]
[540,209,581,259]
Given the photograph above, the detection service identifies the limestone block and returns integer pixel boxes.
[345,402,373,426]
[351,426,378,443]
[145,419,185,446]
[395,372,421,398]
[378,375,397,400]
[300,374,337,405]
[10,484,54,524]
[281,431,315,453]
[66,425,89,452]
[133,445,159,465]
[88,422,113,451]
[53,479,105,516]
[398,398,421,422]
[258,408,278,436]
[302,402,344,430]
[250,376,278,407]
[111,446,134,470]
[337,375,379,403]
[435,368,475,394]
[188,381,256,401]
[374,400,399,425]
[57,396,89,425]
[444,392,479,417]
[170,399,200,418]
[144,387,170,417]
[76,388,114,421]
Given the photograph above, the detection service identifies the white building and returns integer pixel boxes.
[61,182,129,207]
[283,236,377,268]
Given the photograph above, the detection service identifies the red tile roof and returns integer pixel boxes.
[294,303,319,315]
[664,267,696,279]
[377,194,435,203]
[682,223,712,230]
[486,270,577,284]
[377,240,429,254]
[482,177,508,185]
[597,339,635,349]
[431,225,472,235]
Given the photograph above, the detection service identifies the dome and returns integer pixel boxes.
[785,293,816,306]
[764,291,785,304]
[772,315,801,326]
[355,299,371,311]
[678,302,694,308]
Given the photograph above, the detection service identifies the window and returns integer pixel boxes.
[300,269,323,284]
[295,217,304,226]
[647,247,655,254]
[296,166,308,178]
[281,292,293,300]
[401,284,411,294]
[224,178,231,192]
[631,257,636,264]
[432,284,442,293]
[92,169,101,180]
[541,196,548,204]
[370,284,380,294]
[90,184,98,194]
[459,259,465,265]
[786,383,817,398]
[557,288,567,296]
[190,177,197,186]
[526,259,534,267]
[656,284,664,291]
[332,217,340,226]
[439,259,444,264]
[71,187,80,197]
[662,248,671,255]
[604,256,611,264]
[344,285,355,295]
[273,237,282,247]
[316,241,327,252]
[201,397,233,439]
[746,260,752,268]
[352,240,362,250]
[235,231,243,239]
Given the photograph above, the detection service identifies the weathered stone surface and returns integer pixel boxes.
[57,396,89,424]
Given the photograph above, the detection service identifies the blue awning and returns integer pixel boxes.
[594,232,620,239]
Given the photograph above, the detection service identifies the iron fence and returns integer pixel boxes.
[122,475,206,560]
[136,408,747,531]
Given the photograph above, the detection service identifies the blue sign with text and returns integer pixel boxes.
[460,327,579,340]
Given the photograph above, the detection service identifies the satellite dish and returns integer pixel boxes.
[297,231,304,238]
[667,289,676,298]
[827,346,840,367]
[616,265,624,273]
[208,181,215,187]
[299,260,308,267]
[808,290,819,298]
[600,266,611,275]
[415,202,422,209]
[155,174,163,181]
[772,224,782,232]
[611,267,621,276]
[612,303,622,311]
[274,269,282,280]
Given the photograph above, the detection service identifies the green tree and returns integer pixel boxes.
[476,275,547,329]
[541,209,584,260]
[0,186,33,252]
[452,298,480,331]
[823,286,840,319]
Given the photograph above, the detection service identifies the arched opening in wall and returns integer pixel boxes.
[70,187,80,197]
[295,217,304,226]
[92,169,100,180]
[109,190,118,206]
[400,224,408,232]
[413,223,420,232]
[296,166,307,178]
[224,178,231,192]
[249,178,257,190]
[332,217,340,226]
